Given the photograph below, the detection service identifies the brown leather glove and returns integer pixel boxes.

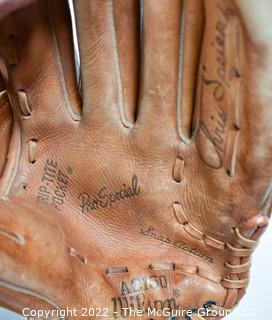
[0,0,271,319]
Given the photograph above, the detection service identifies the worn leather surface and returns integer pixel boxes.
[0,78,12,179]
[0,0,35,20]
[0,0,271,319]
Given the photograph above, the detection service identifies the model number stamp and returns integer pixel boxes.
[36,159,72,211]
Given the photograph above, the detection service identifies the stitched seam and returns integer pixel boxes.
[175,264,221,284]
[47,1,80,122]
[172,202,264,291]
[0,279,63,315]
[176,1,190,144]
[0,227,25,245]
[225,19,241,177]
[108,0,133,128]
[68,247,88,265]
[173,202,225,249]
[0,115,21,199]
[177,1,201,144]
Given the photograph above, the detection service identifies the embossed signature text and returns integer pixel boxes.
[78,175,140,214]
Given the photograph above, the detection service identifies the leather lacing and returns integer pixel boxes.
[171,199,270,318]
[222,227,257,289]
[68,247,88,265]
[173,157,185,183]
[172,201,267,290]
[28,139,38,164]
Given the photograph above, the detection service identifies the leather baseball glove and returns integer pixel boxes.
[0,0,271,319]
